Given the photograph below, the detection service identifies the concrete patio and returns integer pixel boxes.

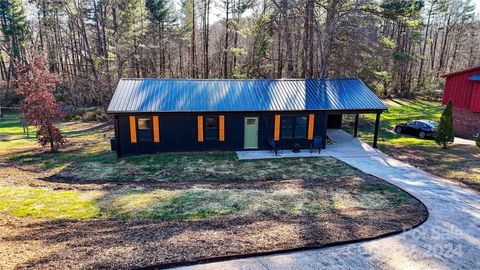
[236,129,376,160]
[176,129,480,270]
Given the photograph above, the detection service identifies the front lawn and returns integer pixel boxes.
[343,99,480,191]
[0,114,427,269]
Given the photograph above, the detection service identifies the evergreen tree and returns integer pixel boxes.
[435,100,454,149]
[476,134,480,148]
[146,0,174,76]
[0,0,29,60]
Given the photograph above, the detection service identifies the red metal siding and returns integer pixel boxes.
[442,66,480,112]
[470,82,480,112]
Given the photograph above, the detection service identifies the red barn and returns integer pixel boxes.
[441,66,480,139]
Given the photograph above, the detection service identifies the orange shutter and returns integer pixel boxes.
[129,116,137,143]
[197,116,204,142]
[308,114,315,140]
[274,115,280,141]
[219,115,225,141]
[153,116,160,142]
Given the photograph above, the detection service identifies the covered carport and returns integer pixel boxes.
[325,109,385,148]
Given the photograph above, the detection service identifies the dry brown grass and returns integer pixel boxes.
[0,115,428,269]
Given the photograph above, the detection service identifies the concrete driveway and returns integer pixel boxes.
[175,130,480,270]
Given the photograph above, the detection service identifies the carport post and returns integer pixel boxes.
[353,114,359,137]
[373,112,381,148]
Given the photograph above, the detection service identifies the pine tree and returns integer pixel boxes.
[435,100,454,149]
[0,0,29,60]
[476,134,480,148]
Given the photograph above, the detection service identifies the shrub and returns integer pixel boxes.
[476,135,480,148]
[82,111,98,122]
[435,100,454,149]
[81,108,107,122]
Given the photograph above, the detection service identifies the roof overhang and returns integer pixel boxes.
[441,66,480,78]
[107,108,388,115]
[468,74,480,81]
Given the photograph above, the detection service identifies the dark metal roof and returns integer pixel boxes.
[468,74,480,81]
[107,78,387,113]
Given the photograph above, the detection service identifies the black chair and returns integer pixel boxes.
[268,138,281,156]
[310,136,323,153]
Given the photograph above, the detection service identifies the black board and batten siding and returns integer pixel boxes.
[108,78,388,157]
[114,111,328,156]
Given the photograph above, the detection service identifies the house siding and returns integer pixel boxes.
[442,66,480,111]
[441,66,480,139]
[114,111,329,156]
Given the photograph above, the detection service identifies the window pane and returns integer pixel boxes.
[296,116,307,127]
[204,116,219,140]
[205,128,218,140]
[281,117,294,128]
[247,118,256,125]
[138,118,152,130]
[205,116,218,127]
[281,116,294,139]
[282,127,293,139]
[294,116,307,139]
[295,126,307,138]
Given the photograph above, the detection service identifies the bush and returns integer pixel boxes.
[63,107,85,121]
[476,135,480,148]
[435,100,454,149]
[81,108,107,122]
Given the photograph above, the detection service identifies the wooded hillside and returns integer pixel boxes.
[1,0,479,107]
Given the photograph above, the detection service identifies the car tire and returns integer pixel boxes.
[419,131,426,139]
[396,127,402,134]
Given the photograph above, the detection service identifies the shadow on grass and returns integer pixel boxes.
[62,122,111,137]
[2,176,428,269]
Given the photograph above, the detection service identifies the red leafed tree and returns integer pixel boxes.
[15,55,66,152]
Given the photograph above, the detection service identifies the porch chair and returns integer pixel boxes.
[268,137,282,156]
[310,136,323,154]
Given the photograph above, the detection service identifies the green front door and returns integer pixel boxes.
[244,117,259,149]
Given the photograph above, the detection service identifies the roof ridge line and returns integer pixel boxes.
[119,77,360,81]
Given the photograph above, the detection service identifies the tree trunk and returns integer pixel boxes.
[223,0,230,79]
[417,1,433,90]
[191,0,197,78]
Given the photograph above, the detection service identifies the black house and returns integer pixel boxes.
[107,78,387,157]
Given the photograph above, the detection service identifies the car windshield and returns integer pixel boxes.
[425,121,438,128]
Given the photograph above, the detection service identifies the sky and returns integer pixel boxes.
[202,0,480,24]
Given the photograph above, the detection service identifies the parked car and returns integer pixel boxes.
[395,120,438,139]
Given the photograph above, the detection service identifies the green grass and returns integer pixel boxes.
[2,114,360,183]
[7,140,360,183]
[0,113,37,149]
[0,113,35,135]
[9,147,360,182]
[344,99,480,190]
[0,183,412,220]
[0,185,103,219]
[344,99,443,149]
[0,113,421,220]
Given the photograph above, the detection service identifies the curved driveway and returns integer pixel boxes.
[175,130,480,270]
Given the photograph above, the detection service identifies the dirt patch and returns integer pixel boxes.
[1,207,425,270]
[386,144,480,192]
[0,176,427,270]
